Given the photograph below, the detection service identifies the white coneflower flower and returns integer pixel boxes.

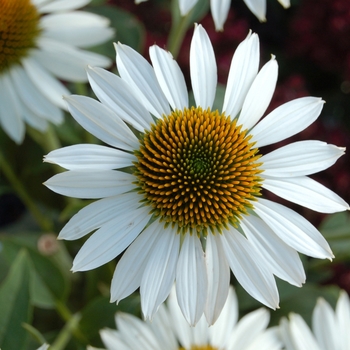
[99,287,282,350]
[135,0,290,30]
[279,290,350,350]
[44,24,349,326]
[0,0,114,143]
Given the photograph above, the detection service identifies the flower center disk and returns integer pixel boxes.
[0,0,41,73]
[134,107,263,235]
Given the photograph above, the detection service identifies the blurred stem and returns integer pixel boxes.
[74,82,88,96]
[54,300,87,344]
[28,125,61,155]
[167,0,193,58]
[0,150,53,232]
[50,312,82,350]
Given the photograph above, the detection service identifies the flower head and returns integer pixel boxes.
[44,24,349,326]
[98,287,282,350]
[279,290,350,350]
[0,0,114,143]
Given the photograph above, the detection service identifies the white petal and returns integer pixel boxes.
[147,304,178,350]
[190,24,217,109]
[288,313,320,350]
[336,291,350,350]
[59,192,142,240]
[116,43,170,118]
[246,327,283,350]
[261,141,345,177]
[44,170,135,199]
[229,308,270,348]
[110,221,162,303]
[0,73,25,143]
[204,233,230,325]
[254,198,333,259]
[37,0,90,13]
[210,0,231,30]
[64,95,139,151]
[22,55,70,109]
[178,0,198,15]
[209,287,238,347]
[41,11,114,48]
[243,0,266,21]
[86,66,153,132]
[312,298,339,350]
[278,0,291,9]
[241,215,306,287]
[191,316,210,346]
[176,233,208,326]
[44,144,136,170]
[279,317,297,350]
[149,46,188,111]
[238,56,278,130]
[116,313,160,350]
[219,227,279,309]
[140,227,180,320]
[223,32,259,119]
[72,205,150,271]
[167,287,193,349]
[262,176,349,213]
[250,97,324,148]
[21,104,48,132]
[35,38,111,82]
[9,65,63,124]
[100,328,130,350]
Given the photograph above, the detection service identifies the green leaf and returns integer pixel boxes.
[0,236,70,306]
[269,282,340,327]
[87,6,146,55]
[320,212,350,240]
[79,294,140,347]
[0,250,32,350]
[319,212,350,261]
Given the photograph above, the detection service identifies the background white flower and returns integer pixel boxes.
[279,290,350,350]
[0,0,114,143]
[98,286,282,350]
[135,0,291,30]
[44,25,349,326]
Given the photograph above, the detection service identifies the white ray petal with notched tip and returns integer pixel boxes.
[238,56,278,130]
[254,198,334,259]
[262,176,350,213]
[176,234,208,326]
[44,144,136,170]
[150,46,188,111]
[219,227,279,309]
[110,221,162,303]
[251,97,324,148]
[58,192,141,240]
[44,170,135,199]
[116,43,170,118]
[141,227,180,320]
[190,24,217,109]
[204,233,230,325]
[260,141,345,177]
[72,204,150,271]
[87,66,153,132]
[223,31,259,119]
[241,215,306,286]
[64,95,139,151]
